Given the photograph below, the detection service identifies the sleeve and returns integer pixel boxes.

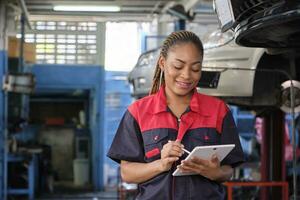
[107,109,145,163]
[220,110,245,168]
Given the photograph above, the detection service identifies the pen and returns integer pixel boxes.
[182,148,191,155]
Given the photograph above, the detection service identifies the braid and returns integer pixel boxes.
[149,30,203,95]
[149,62,162,94]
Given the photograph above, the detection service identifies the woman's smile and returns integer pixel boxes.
[175,80,193,89]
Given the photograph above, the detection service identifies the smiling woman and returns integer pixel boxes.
[157,42,202,105]
[107,30,245,200]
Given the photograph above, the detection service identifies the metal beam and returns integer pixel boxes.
[0,0,6,50]
[181,0,200,11]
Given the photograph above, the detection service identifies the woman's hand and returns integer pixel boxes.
[159,140,184,172]
[177,155,233,182]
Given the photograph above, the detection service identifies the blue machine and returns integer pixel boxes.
[32,64,105,190]
[0,63,106,199]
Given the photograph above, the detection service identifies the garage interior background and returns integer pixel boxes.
[0,0,299,200]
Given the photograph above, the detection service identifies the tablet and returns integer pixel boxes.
[172,144,235,176]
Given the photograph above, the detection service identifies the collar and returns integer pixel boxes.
[150,86,210,117]
[189,89,210,116]
[151,86,168,114]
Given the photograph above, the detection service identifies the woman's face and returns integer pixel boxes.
[159,42,202,98]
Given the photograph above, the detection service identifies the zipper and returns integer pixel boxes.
[177,118,181,127]
[171,117,181,200]
[169,110,184,200]
[173,111,190,200]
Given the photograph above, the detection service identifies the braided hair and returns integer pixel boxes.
[149,30,203,95]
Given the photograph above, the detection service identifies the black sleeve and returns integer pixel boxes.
[107,110,145,163]
[220,110,245,168]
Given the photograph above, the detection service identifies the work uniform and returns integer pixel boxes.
[107,86,245,200]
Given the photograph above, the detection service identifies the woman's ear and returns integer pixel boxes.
[158,56,165,71]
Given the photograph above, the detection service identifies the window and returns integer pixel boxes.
[18,21,99,65]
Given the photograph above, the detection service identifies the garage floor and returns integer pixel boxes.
[34,180,118,200]
[36,191,118,200]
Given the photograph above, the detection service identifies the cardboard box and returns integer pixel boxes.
[8,37,36,63]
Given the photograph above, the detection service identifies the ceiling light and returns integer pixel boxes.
[53,5,121,12]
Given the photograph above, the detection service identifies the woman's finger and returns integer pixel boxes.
[179,162,204,173]
[171,145,183,154]
[168,140,184,148]
[168,149,182,157]
[190,157,208,166]
[210,154,219,164]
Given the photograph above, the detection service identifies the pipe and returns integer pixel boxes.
[18,0,32,30]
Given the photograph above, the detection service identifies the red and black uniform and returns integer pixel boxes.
[107,86,245,200]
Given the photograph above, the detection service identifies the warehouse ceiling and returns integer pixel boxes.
[20,0,215,22]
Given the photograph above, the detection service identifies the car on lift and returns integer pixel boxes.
[213,0,300,48]
[212,0,300,112]
[128,28,297,112]
[200,29,295,112]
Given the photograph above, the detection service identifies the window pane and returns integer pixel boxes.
[25,21,98,64]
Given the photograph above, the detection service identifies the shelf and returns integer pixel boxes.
[7,153,35,200]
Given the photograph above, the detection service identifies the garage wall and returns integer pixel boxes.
[0,50,7,200]
[0,0,8,197]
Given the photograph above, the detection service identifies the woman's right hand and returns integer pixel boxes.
[159,140,184,172]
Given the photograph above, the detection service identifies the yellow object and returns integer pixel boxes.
[8,37,36,63]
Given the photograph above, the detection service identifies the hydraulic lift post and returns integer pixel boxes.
[261,109,286,200]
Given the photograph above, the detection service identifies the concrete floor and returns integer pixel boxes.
[36,191,118,200]
[35,181,119,200]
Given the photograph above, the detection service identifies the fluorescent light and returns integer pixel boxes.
[53,5,121,12]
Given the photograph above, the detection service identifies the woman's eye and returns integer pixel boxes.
[192,65,201,72]
[192,69,200,72]
[173,65,183,69]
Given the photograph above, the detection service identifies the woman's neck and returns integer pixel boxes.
[165,88,193,118]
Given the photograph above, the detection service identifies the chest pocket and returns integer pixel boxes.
[142,130,169,161]
[187,128,221,149]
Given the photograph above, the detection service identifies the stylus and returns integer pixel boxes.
[182,148,191,155]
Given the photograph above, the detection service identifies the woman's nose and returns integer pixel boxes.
[180,68,191,79]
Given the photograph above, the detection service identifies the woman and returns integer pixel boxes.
[107,30,244,199]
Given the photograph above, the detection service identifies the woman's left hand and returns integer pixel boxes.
[177,155,222,181]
